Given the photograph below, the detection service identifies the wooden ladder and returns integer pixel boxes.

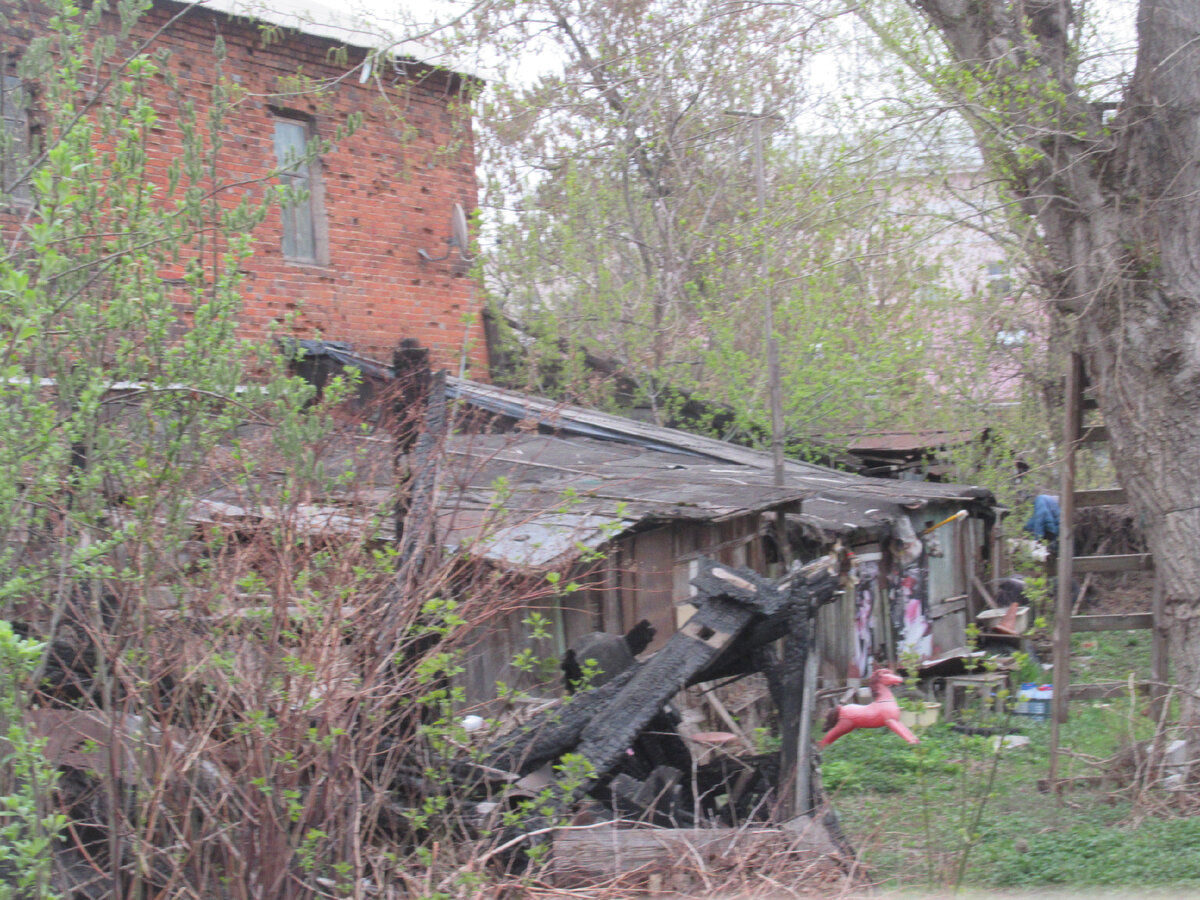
[1048,353,1168,783]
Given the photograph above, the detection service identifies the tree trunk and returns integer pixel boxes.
[1103,0,1200,745]
[903,0,1200,748]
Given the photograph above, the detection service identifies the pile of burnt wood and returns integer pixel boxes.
[439,556,855,877]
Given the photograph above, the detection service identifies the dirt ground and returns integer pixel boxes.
[1087,570,1155,614]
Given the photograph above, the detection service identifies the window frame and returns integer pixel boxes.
[1,70,32,206]
[272,113,328,265]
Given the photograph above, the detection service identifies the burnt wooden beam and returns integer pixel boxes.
[482,557,841,833]
[483,560,841,777]
[684,563,839,686]
[775,603,808,814]
[375,368,448,659]
[572,593,763,786]
[482,666,641,775]
[392,338,431,451]
[484,562,783,782]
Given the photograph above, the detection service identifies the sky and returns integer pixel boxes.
[210,0,1138,112]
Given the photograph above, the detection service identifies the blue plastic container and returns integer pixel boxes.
[1015,683,1053,719]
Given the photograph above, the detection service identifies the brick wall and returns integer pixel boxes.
[4,0,487,374]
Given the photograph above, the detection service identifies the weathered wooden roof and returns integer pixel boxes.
[447,378,994,504]
[438,379,996,565]
[435,432,809,568]
[176,371,997,569]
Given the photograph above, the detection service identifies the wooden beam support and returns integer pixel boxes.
[1072,488,1127,507]
[1071,553,1154,573]
[1050,353,1084,784]
[1069,613,1154,633]
[971,575,997,609]
[795,623,820,816]
[1068,681,1151,701]
[1151,576,1168,718]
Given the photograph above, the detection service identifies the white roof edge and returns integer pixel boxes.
[181,0,479,78]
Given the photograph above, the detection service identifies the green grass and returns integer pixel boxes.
[976,816,1200,887]
[1072,628,1153,686]
[827,642,1194,892]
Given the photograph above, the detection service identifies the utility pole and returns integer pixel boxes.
[729,109,811,818]
[727,110,786,488]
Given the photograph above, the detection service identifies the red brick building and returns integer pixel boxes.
[2,0,487,373]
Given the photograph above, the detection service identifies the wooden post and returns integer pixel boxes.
[1151,575,1168,718]
[794,620,820,816]
[775,624,805,815]
[1049,353,1083,785]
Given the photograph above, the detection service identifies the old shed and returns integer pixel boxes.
[436,378,999,696]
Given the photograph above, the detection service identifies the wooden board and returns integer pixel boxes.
[1069,613,1154,632]
[1071,553,1154,573]
[550,824,837,884]
[929,596,967,619]
[1068,681,1151,701]
[1072,488,1127,507]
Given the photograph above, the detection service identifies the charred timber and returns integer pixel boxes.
[482,559,839,794]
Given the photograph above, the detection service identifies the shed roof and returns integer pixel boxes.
[238,345,999,566]
[439,379,996,564]
[434,431,811,568]
[846,428,986,456]
[447,377,993,505]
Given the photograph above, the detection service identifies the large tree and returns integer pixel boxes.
[475,0,1023,456]
[865,0,1200,742]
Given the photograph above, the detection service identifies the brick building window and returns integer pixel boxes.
[1,72,31,205]
[273,115,325,263]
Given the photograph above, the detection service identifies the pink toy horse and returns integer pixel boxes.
[819,667,919,747]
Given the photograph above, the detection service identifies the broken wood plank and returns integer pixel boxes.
[550,824,837,885]
[1071,553,1153,574]
[1069,613,1154,633]
[482,666,641,775]
[700,690,755,754]
[930,596,968,618]
[1072,488,1127,507]
[1072,538,1107,616]
[971,575,997,610]
[1071,573,1094,617]
[1068,681,1151,701]
[574,595,759,784]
